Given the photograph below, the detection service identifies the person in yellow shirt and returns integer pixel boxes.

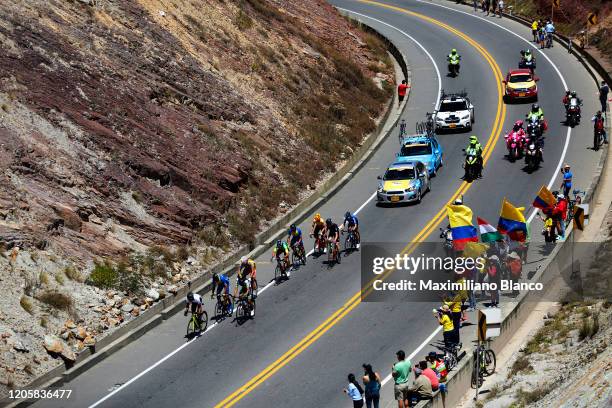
[434,305,455,350]
[444,292,462,346]
[531,20,539,42]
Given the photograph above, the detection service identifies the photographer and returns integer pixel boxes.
[433,305,455,349]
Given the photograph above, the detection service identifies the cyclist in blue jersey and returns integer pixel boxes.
[287,224,303,250]
[343,211,360,248]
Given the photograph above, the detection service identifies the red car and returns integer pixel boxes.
[503,69,539,103]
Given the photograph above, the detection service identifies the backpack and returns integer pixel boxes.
[595,118,604,131]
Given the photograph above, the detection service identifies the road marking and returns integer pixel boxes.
[214,3,506,406]
[413,0,572,223]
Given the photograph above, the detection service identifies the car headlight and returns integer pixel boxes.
[377,185,385,193]
[529,85,537,91]
[436,118,445,124]
[405,187,415,192]
[460,114,470,120]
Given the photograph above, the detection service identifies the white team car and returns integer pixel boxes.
[434,92,475,132]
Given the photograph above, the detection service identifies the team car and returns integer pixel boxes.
[503,69,539,102]
[376,161,431,204]
[434,92,475,132]
[396,135,444,176]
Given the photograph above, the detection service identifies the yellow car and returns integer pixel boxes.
[503,69,539,102]
[376,161,430,205]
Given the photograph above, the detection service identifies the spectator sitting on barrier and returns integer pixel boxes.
[407,368,433,407]
[416,361,439,392]
[426,352,448,394]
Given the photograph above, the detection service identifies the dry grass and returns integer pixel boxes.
[20,295,34,314]
[509,355,533,376]
[64,265,84,282]
[39,271,50,286]
[55,273,65,285]
[516,384,554,404]
[37,290,73,311]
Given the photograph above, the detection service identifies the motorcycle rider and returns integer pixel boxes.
[520,49,535,70]
[505,120,526,156]
[447,49,461,74]
[562,90,571,108]
[526,104,545,134]
[464,135,483,178]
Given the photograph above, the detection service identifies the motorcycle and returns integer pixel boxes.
[594,128,605,151]
[504,129,525,161]
[565,98,582,127]
[448,56,461,77]
[525,116,545,138]
[463,152,479,181]
[524,141,542,171]
[518,57,536,73]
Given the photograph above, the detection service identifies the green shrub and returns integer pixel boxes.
[88,261,118,289]
[116,260,144,295]
[509,355,533,376]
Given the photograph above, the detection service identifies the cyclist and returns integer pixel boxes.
[592,111,608,144]
[342,211,360,248]
[184,291,205,331]
[287,224,304,261]
[559,164,572,198]
[238,257,257,294]
[465,136,483,178]
[325,218,341,263]
[236,275,255,317]
[544,20,555,47]
[271,239,291,276]
[310,213,327,252]
[211,272,231,305]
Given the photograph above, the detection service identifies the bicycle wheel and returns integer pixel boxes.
[214,302,223,319]
[236,302,245,321]
[484,349,496,376]
[199,311,208,332]
[274,265,281,284]
[445,352,457,371]
[226,297,234,316]
[344,236,350,253]
[186,317,196,337]
[471,361,479,388]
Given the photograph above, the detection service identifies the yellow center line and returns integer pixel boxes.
[215,2,506,406]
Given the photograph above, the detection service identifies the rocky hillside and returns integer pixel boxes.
[0,0,393,393]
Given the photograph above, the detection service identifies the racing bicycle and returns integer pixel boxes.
[274,254,290,284]
[214,293,234,320]
[566,189,585,226]
[291,241,307,267]
[327,238,341,265]
[235,293,256,322]
[471,343,496,388]
[343,229,358,253]
[186,310,208,337]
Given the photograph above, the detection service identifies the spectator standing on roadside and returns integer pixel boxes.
[406,368,433,407]
[484,0,491,16]
[362,364,381,408]
[538,26,546,49]
[592,110,608,144]
[344,373,364,408]
[531,20,539,42]
[434,305,455,349]
[417,361,439,391]
[599,81,609,114]
[397,80,409,107]
[486,255,501,307]
[443,292,462,346]
[553,194,568,239]
[490,0,497,16]
[392,350,412,408]
[560,164,573,197]
[497,0,504,17]
[473,0,478,12]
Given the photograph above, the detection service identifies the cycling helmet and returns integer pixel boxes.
[276,240,283,247]
[520,50,525,56]
[289,224,296,232]
[326,218,332,227]
[565,90,571,95]
[240,256,247,264]
[344,211,351,219]
[314,213,321,221]
[187,292,194,302]
[564,163,570,169]
[557,193,565,199]
[212,273,219,283]
[596,110,602,117]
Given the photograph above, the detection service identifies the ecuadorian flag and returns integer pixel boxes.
[533,186,556,210]
[447,204,478,250]
[498,199,528,242]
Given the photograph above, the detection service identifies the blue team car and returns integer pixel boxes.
[395,135,444,176]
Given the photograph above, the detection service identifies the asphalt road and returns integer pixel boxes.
[33,1,604,407]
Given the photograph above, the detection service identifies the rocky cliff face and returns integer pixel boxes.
[0,0,392,392]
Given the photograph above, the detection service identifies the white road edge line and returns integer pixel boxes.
[413,0,571,224]
[88,12,442,408]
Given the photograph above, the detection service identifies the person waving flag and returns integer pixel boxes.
[533,185,556,211]
[498,199,528,242]
[446,203,478,251]
[477,217,503,243]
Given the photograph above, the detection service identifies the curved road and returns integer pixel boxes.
[33,1,603,407]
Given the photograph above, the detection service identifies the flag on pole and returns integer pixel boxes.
[447,204,478,251]
[498,199,528,242]
[477,217,503,243]
[533,185,556,210]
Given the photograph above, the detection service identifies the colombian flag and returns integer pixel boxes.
[446,204,478,250]
[533,186,556,210]
[498,199,528,242]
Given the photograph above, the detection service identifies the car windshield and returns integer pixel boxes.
[384,168,415,180]
[438,101,467,112]
[400,144,432,156]
[509,74,532,83]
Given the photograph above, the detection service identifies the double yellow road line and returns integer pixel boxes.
[215,1,506,406]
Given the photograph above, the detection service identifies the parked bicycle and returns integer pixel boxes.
[566,189,585,225]
[471,343,496,388]
[399,119,407,144]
